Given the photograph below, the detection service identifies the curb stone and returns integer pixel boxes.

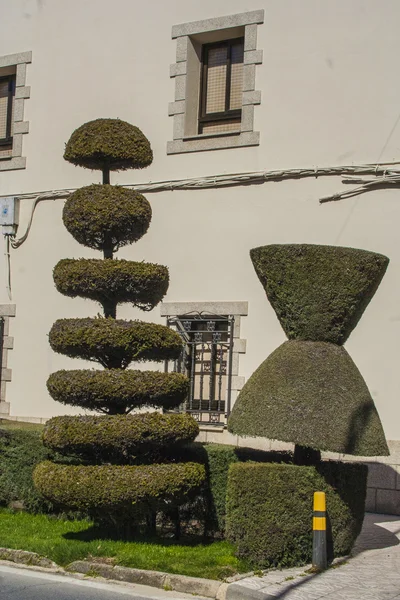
[68,560,224,598]
[0,547,338,599]
[0,548,225,597]
[0,548,58,569]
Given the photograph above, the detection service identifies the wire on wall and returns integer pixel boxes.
[3,160,400,249]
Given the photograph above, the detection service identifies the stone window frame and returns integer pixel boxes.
[167,10,264,155]
[0,51,31,172]
[0,304,16,415]
[160,301,248,426]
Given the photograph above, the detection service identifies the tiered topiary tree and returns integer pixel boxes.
[226,244,389,565]
[34,119,205,532]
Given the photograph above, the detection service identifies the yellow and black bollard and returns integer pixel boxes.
[312,491,327,570]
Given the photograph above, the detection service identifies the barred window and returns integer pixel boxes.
[165,314,235,425]
[199,38,244,134]
[0,75,15,147]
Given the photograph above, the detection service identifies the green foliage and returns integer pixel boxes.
[251,244,389,344]
[47,370,189,414]
[63,185,151,252]
[34,461,206,511]
[225,462,367,568]
[169,443,292,534]
[44,118,195,525]
[43,414,198,462]
[53,259,169,312]
[64,119,153,171]
[49,317,183,368]
[0,429,55,513]
[228,340,389,456]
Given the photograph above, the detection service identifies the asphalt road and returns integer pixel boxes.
[0,565,200,600]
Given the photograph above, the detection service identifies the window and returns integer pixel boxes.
[199,38,244,134]
[166,315,233,425]
[0,75,15,150]
[168,10,263,154]
[160,302,248,426]
[0,51,31,172]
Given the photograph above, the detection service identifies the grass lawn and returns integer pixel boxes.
[0,509,249,580]
[0,419,44,432]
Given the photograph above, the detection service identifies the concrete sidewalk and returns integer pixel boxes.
[226,513,400,600]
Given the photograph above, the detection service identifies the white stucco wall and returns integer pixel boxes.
[0,0,399,445]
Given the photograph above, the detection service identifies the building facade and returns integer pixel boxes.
[1,0,400,513]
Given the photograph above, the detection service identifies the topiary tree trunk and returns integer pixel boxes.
[34,119,205,533]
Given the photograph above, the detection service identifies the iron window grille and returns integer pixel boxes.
[198,38,244,135]
[165,313,235,425]
[0,75,15,147]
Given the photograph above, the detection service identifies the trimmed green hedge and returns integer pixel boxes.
[169,443,292,533]
[43,413,198,462]
[226,462,367,568]
[49,318,183,368]
[63,185,151,252]
[0,429,54,513]
[34,461,206,511]
[47,370,189,414]
[53,259,169,312]
[228,340,389,456]
[64,119,153,171]
[250,244,389,344]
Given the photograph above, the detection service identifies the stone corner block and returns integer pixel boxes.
[1,368,12,382]
[367,462,396,490]
[244,49,263,65]
[170,62,187,77]
[0,304,16,317]
[0,402,10,415]
[376,489,400,515]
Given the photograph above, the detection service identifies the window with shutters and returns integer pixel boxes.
[0,51,31,172]
[199,38,244,135]
[0,75,16,156]
[168,11,263,154]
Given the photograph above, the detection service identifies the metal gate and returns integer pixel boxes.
[165,314,235,425]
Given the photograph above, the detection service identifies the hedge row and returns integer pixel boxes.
[63,185,152,252]
[43,413,198,461]
[49,317,183,368]
[64,118,153,171]
[0,428,80,515]
[53,259,169,312]
[47,369,189,413]
[168,443,292,533]
[228,340,389,456]
[0,429,53,513]
[250,244,389,344]
[226,461,367,568]
[34,461,206,511]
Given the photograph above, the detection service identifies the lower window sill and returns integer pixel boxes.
[0,156,26,171]
[183,130,241,142]
[167,131,260,154]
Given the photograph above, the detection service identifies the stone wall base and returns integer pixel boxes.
[197,428,400,516]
